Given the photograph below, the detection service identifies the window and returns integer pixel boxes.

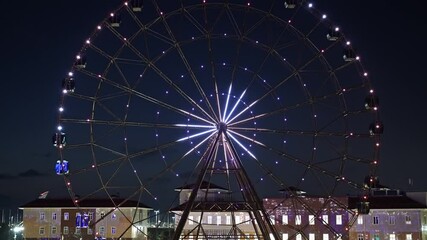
[373,216,379,225]
[40,212,45,220]
[282,214,288,225]
[64,212,69,221]
[101,212,105,219]
[87,228,93,235]
[309,215,315,225]
[406,234,412,240]
[217,216,221,225]
[207,215,212,224]
[269,233,276,240]
[374,234,380,240]
[189,216,194,225]
[270,215,275,225]
[99,226,105,235]
[322,215,328,224]
[89,212,94,220]
[63,226,69,235]
[405,215,412,224]
[309,233,315,240]
[111,226,117,235]
[39,227,45,235]
[389,215,396,225]
[51,226,57,235]
[390,234,396,240]
[236,215,241,224]
[323,233,329,240]
[336,215,342,225]
[295,215,302,225]
[226,215,231,225]
[296,234,302,240]
[75,228,81,234]
[52,213,57,221]
[283,233,289,240]
[357,234,364,240]
[111,213,117,220]
[357,215,363,225]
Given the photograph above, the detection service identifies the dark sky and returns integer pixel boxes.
[1,0,426,209]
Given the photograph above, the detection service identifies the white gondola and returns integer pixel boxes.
[109,14,121,27]
[74,55,86,69]
[131,0,143,12]
[364,95,379,110]
[284,0,296,9]
[369,121,384,135]
[326,28,341,41]
[52,132,66,148]
[343,48,356,62]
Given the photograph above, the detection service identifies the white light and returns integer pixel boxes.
[57,126,63,131]
[76,55,81,59]
[322,14,327,19]
[97,25,102,30]
[13,226,24,233]
[364,72,368,76]
[68,72,73,76]
[59,107,64,112]
[346,41,351,45]
[335,27,340,31]
[124,2,128,6]
[308,3,313,8]
[370,89,374,93]
[110,13,114,17]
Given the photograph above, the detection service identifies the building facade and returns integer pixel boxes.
[20,198,151,240]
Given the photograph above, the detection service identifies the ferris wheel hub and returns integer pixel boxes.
[217,122,228,133]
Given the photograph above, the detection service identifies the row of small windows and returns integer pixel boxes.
[41,212,116,221]
[187,214,343,226]
[357,215,412,225]
[358,233,412,240]
[38,226,116,235]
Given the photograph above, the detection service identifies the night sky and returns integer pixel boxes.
[1,0,426,210]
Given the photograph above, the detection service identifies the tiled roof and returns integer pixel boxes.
[348,195,426,209]
[20,198,151,209]
[170,201,254,211]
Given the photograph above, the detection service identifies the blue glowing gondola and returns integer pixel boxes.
[55,161,62,175]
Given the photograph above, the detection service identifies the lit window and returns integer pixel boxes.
[282,215,288,225]
[406,234,412,240]
[357,215,363,225]
[389,215,396,225]
[52,213,57,220]
[99,226,105,235]
[336,215,342,225]
[295,215,302,225]
[207,215,212,224]
[245,215,250,224]
[39,227,45,235]
[323,233,329,240]
[51,226,57,235]
[63,226,69,234]
[111,227,116,235]
[358,234,364,240]
[226,215,231,224]
[40,212,45,220]
[111,213,117,220]
[322,215,328,224]
[374,234,380,240]
[405,215,412,224]
[270,233,276,240]
[390,234,396,240]
[236,215,241,224]
[373,216,379,225]
[283,233,289,240]
[309,233,315,240]
[296,234,302,240]
[270,215,275,225]
[189,216,194,225]
[309,215,315,225]
[217,216,221,225]
[64,212,69,221]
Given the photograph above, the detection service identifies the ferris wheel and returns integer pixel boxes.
[53,0,382,239]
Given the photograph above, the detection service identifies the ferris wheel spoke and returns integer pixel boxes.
[153,2,220,123]
[104,25,217,123]
[182,7,208,35]
[78,68,214,125]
